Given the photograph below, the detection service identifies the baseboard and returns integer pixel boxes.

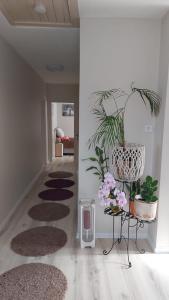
[154,247,169,253]
[147,236,156,252]
[142,236,169,253]
[0,164,45,234]
[76,232,147,240]
[95,232,147,239]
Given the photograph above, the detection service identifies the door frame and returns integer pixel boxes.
[47,99,79,166]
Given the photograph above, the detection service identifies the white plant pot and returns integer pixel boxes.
[111,143,145,182]
[134,199,157,221]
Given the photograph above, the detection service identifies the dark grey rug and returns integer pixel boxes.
[28,203,70,221]
[38,189,73,201]
[45,179,74,189]
[0,263,67,300]
[11,226,67,256]
[48,171,73,179]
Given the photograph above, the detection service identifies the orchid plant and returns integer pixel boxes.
[98,172,127,211]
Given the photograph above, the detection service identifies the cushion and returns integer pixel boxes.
[61,136,70,142]
[56,127,64,137]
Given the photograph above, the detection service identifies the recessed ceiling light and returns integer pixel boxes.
[34,2,46,14]
[46,64,64,72]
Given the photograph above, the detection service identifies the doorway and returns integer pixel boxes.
[51,102,75,159]
[46,99,79,177]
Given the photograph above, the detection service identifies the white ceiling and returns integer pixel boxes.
[0,12,79,84]
[0,1,169,85]
[78,0,169,19]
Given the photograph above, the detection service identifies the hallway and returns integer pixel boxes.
[1,157,169,300]
[0,156,76,299]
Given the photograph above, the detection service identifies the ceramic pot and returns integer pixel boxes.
[129,200,135,216]
[134,198,157,221]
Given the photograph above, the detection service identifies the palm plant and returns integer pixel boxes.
[89,82,161,149]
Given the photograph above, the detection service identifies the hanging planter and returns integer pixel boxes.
[112,143,145,182]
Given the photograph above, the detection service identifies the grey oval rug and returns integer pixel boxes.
[0,263,67,300]
[11,226,67,256]
[38,189,73,201]
[48,171,73,179]
[28,203,70,221]
[45,179,74,189]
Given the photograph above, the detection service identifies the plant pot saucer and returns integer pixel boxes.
[134,214,156,222]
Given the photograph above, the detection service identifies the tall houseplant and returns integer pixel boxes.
[89,83,161,181]
[89,82,161,149]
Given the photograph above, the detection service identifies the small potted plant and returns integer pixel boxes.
[134,176,158,221]
[126,179,141,216]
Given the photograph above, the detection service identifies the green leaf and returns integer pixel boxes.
[152,196,158,202]
[103,157,109,162]
[87,157,98,162]
[88,108,125,149]
[95,146,103,157]
[93,172,100,176]
[132,87,161,116]
[86,166,98,172]
[152,180,158,187]
[146,176,152,183]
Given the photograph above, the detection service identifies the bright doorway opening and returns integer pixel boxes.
[51,102,75,160]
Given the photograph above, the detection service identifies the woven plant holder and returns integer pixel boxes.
[111,143,145,182]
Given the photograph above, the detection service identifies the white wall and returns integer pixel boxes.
[79,18,161,237]
[47,84,79,102]
[150,11,169,252]
[0,35,45,226]
[57,103,74,137]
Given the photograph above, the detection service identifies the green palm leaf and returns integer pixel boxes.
[94,89,119,105]
[132,87,161,116]
[89,114,123,148]
[89,84,161,150]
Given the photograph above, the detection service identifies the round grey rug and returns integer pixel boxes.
[38,189,73,201]
[0,263,67,300]
[28,203,70,221]
[45,179,74,189]
[11,226,67,256]
[48,171,73,179]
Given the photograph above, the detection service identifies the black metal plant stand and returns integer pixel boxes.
[103,207,132,268]
[103,181,155,268]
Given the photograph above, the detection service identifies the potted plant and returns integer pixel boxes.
[126,179,141,216]
[98,172,127,214]
[89,83,161,182]
[84,147,127,213]
[134,176,158,221]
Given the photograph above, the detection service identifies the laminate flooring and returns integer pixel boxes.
[0,156,169,300]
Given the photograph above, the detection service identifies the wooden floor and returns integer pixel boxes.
[0,156,169,300]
